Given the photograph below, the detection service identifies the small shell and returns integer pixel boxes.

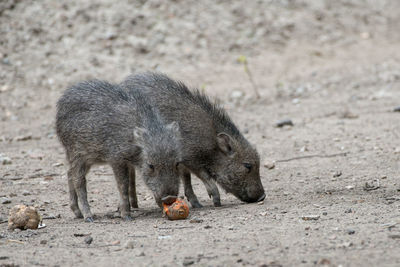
[8,205,41,230]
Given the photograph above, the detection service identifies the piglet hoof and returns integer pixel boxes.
[84,217,94,223]
[74,212,83,219]
[122,215,133,221]
[213,200,222,207]
[190,201,203,209]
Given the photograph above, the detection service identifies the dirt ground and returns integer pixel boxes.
[1,0,400,266]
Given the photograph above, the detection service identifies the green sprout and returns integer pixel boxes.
[237,55,260,98]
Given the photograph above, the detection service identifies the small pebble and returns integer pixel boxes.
[338,110,358,119]
[189,218,203,223]
[22,191,31,196]
[301,215,320,221]
[322,212,328,216]
[345,208,352,213]
[204,225,212,229]
[0,155,12,165]
[1,197,11,204]
[230,90,244,99]
[40,240,47,245]
[275,119,293,128]
[333,171,342,178]
[111,240,120,245]
[393,106,400,112]
[347,229,355,235]
[183,258,195,266]
[124,240,134,249]
[2,58,10,65]
[264,162,275,170]
[84,236,93,245]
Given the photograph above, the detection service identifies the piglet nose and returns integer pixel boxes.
[161,195,178,205]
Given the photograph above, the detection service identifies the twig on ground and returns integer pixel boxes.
[237,55,260,98]
[157,226,194,230]
[276,152,348,163]
[7,239,24,244]
[127,235,148,238]
[42,215,60,220]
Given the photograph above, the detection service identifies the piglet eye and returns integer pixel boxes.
[243,163,252,172]
[147,164,154,171]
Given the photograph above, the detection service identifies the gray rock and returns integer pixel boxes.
[345,208,352,213]
[1,197,11,204]
[124,240,134,249]
[84,236,93,245]
[347,229,355,235]
[0,155,12,165]
[275,119,293,128]
[333,171,342,178]
[183,258,195,266]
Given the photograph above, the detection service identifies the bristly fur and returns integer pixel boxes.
[139,72,242,137]
[55,78,182,220]
[120,72,264,207]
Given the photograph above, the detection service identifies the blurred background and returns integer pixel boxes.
[1,0,399,99]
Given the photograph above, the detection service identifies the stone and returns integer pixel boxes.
[333,171,342,178]
[301,215,320,221]
[84,236,93,245]
[347,229,355,235]
[0,154,12,165]
[275,119,293,128]
[124,240,134,249]
[1,197,11,204]
[264,161,275,170]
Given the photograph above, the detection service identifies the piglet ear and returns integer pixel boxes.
[217,132,235,156]
[166,121,180,133]
[134,127,147,144]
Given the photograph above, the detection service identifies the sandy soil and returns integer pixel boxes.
[1,0,400,266]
